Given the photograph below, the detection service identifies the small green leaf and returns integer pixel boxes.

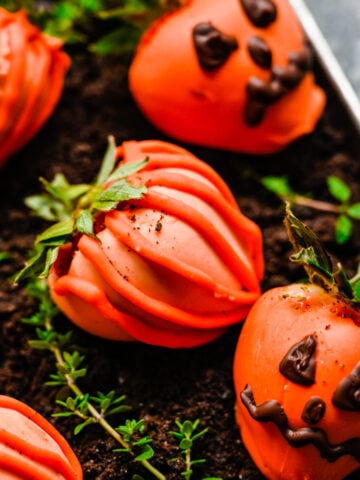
[76,209,94,236]
[28,339,52,350]
[91,180,146,211]
[335,214,352,244]
[107,157,149,183]
[182,420,195,436]
[36,219,73,245]
[347,202,360,219]
[14,246,47,284]
[179,438,193,450]
[52,411,75,417]
[25,194,69,222]
[135,444,154,461]
[190,459,206,465]
[327,175,351,203]
[181,470,192,478]
[74,418,96,435]
[95,135,117,186]
[41,247,60,278]
[261,176,293,198]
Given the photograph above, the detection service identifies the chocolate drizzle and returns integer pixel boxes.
[192,22,239,71]
[240,384,360,462]
[240,0,277,28]
[247,36,272,69]
[279,335,317,385]
[301,397,326,425]
[333,362,360,411]
[244,42,313,126]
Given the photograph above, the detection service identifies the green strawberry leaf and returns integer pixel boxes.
[16,137,148,282]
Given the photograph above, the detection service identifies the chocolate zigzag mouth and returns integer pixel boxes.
[240,384,360,462]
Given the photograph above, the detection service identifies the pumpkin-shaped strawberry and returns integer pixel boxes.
[17,138,263,348]
[0,395,82,479]
[0,8,70,167]
[129,0,325,154]
[234,207,360,479]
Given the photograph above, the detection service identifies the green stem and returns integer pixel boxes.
[291,194,341,214]
[185,447,192,478]
[43,316,166,480]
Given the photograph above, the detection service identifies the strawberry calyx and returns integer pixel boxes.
[284,203,360,303]
[15,136,148,283]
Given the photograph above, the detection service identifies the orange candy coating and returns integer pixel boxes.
[0,395,82,480]
[234,283,360,480]
[129,0,326,154]
[0,8,70,167]
[49,139,264,348]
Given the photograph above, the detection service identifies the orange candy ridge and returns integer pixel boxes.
[234,283,360,480]
[129,0,326,154]
[0,8,70,167]
[49,139,264,348]
[0,395,82,480]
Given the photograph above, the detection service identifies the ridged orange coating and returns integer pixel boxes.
[49,140,264,348]
[0,395,82,480]
[0,8,70,166]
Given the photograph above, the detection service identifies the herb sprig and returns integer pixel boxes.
[262,175,360,244]
[2,0,183,56]
[22,277,166,479]
[22,277,223,480]
[15,136,148,283]
[169,419,221,479]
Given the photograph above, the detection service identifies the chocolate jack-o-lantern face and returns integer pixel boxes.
[234,283,360,480]
[129,0,325,154]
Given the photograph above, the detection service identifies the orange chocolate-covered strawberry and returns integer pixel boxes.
[0,8,70,167]
[48,139,264,348]
[233,207,360,479]
[0,395,82,479]
[129,0,326,154]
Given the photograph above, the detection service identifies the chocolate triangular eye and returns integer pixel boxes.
[192,22,239,71]
[279,335,317,385]
[333,362,360,411]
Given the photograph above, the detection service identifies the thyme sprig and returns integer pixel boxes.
[262,175,360,244]
[15,136,148,283]
[169,419,209,479]
[23,277,166,480]
[22,277,223,479]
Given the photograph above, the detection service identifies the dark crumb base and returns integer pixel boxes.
[0,51,359,479]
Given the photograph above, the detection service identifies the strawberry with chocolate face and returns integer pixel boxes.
[0,8,70,167]
[48,139,264,348]
[234,207,360,480]
[0,395,82,479]
[129,0,325,154]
